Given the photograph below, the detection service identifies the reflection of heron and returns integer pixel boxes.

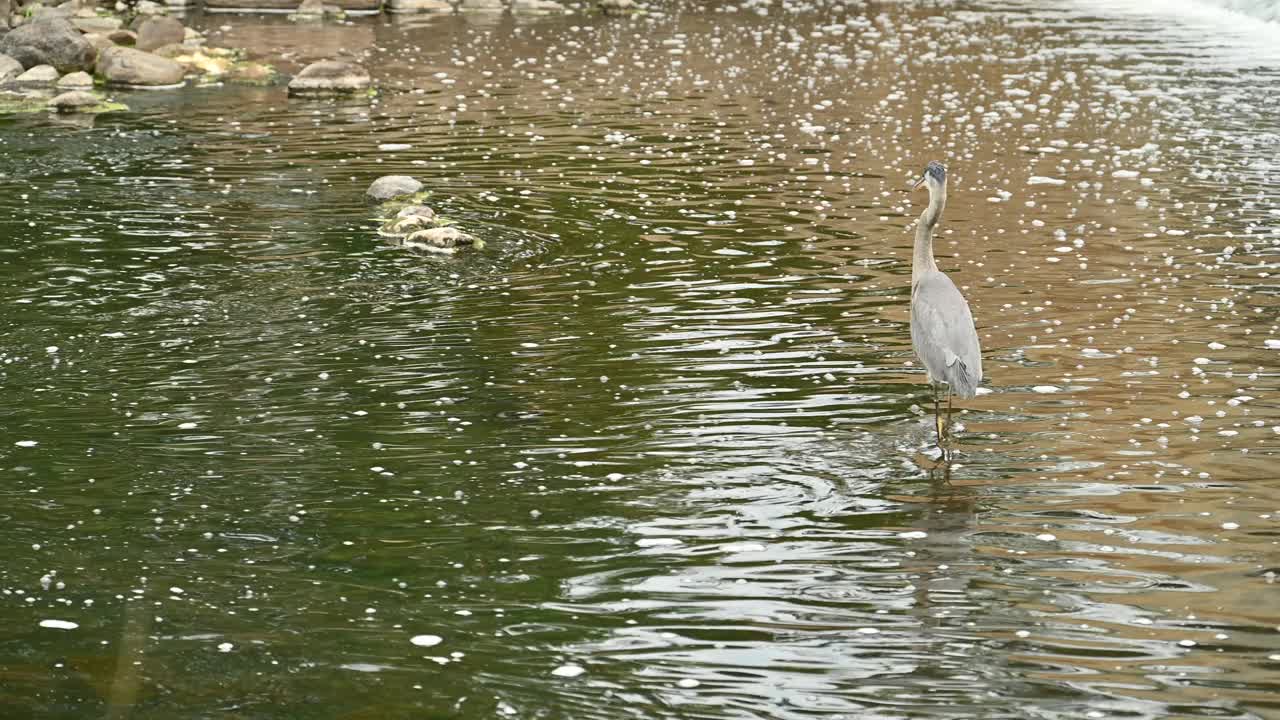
[909,162,982,451]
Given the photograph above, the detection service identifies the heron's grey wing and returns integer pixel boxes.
[910,271,983,398]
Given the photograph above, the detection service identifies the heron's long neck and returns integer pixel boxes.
[912,188,945,285]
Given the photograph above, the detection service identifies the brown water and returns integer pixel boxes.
[1,1,1278,718]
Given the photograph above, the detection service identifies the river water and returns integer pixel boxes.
[1,0,1278,718]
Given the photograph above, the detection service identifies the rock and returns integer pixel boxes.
[459,0,503,10]
[203,0,299,11]
[290,0,323,18]
[148,42,188,57]
[95,45,185,87]
[0,52,22,81]
[72,15,122,33]
[134,0,166,15]
[385,0,450,11]
[55,69,91,88]
[48,88,99,111]
[402,227,479,253]
[135,16,183,51]
[397,204,435,220]
[106,29,136,45]
[0,0,9,29]
[598,0,634,13]
[287,59,369,96]
[163,47,277,85]
[82,33,117,52]
[365,175,422,203]
[386,210,435,234]
[513,0,565,11]
[335,0,381,12]
[0,17,97,73]
[224,60,275,85]
[15,62,57,85]
[31,5,74,20]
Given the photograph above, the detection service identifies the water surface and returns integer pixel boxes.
[1,1,1278,718]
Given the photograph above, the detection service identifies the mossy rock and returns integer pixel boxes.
[0,93,48,114]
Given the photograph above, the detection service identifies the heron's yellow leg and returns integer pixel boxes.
[932,384,944,449]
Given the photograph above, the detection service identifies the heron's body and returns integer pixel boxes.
[908,161,982,447]
[911,271,982,399]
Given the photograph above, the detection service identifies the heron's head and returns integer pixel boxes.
[911,161,947,194]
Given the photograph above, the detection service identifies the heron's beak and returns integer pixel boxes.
[911,174,926,191]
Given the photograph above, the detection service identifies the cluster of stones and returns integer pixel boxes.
[386,0,640,14]
[387,0,567,13]
[0,1,278,113]
[367,176,481,255]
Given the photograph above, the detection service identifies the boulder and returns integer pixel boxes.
[135,16,183,51]
[386,0,451,12]
[15,63,58,85]
[0,53,22,81]
[0,17,97,73]
[48,88,100,111]
[287,59,369,96]
[95,45,184,87]
[365,175,422,203]
[0,0,9,29]
[55,69,92,88]
[598,0,635,13]
[459,0,503,10]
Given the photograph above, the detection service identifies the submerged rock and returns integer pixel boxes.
[0,91,50,113]
[95,46,186,87]
[287,59,370,96]
[401,227,480,254]
[159,46,276,85]
[459,0,504,10]
[48,89,99,111]
[0,17,97,73]
[365,175,423,203]
[385,206,437,234]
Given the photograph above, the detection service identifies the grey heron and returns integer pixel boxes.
[909,161,982,449]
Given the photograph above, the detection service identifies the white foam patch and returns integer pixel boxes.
[410,634,443,647]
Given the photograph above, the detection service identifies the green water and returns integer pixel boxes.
[2,2,1279,718]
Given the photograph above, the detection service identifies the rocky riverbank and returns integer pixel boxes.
[0,0,638,115]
